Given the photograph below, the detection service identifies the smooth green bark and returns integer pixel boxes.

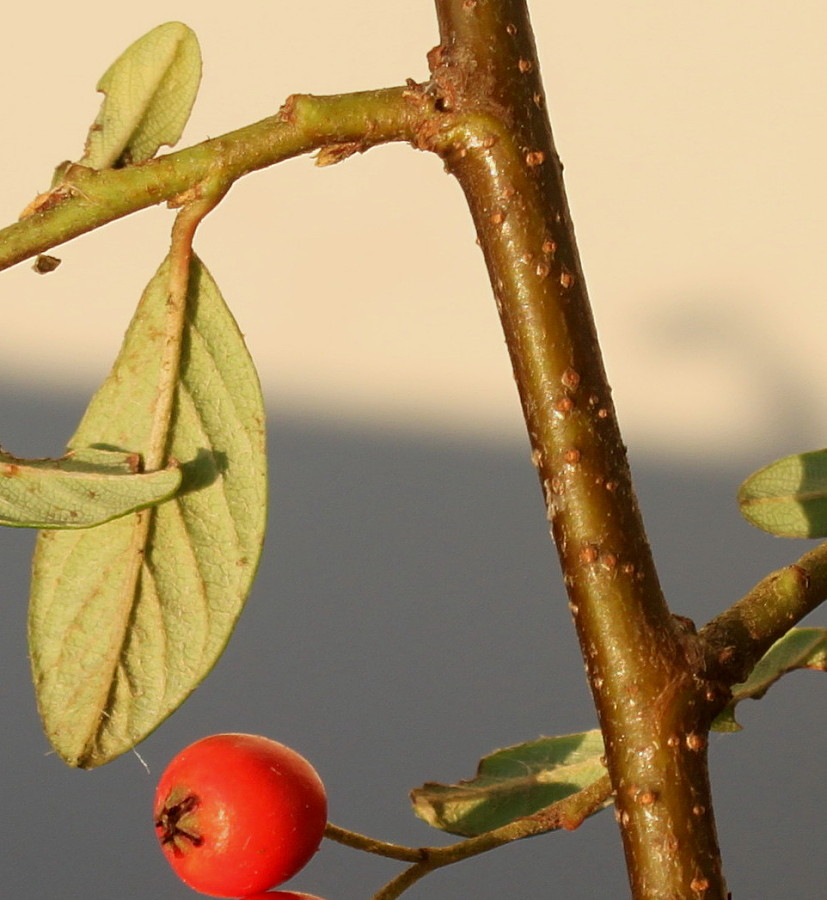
[0,88,424,273]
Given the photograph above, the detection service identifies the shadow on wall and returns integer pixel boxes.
[616,292,827,457]
[0,383,824,899]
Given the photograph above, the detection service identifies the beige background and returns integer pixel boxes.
[2,2,826,460]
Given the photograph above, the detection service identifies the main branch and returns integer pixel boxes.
[425,2,726,896]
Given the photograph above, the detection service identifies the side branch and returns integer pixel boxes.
[326,774,612,900]
[0,87,431,273]
[701,543,827,687]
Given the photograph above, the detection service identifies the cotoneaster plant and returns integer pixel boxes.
[5,7,827,900]
[154,733,328,898]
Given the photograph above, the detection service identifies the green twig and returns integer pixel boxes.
[701,544,827,688]
[0,87,432,273]
[323,823,424,863]
[325,773,612,900]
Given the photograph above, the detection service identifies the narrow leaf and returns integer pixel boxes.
[0,447,180,528]
[712,627,827,732]
[80,22,201,169]
[29,256,266,768]
[411,731,610,837]
[738,448,827,538]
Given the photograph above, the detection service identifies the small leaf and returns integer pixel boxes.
[80,22,201,169]
[712,627,827,732]
[738,448,827,538]
[0,447,180,528]
[29,255,266,768]
[411,731,610,837]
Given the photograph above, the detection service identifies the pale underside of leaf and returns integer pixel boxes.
[29,256,266,768]
[411,730,609,837]
[712,627,827,732]
[0,447,180,528]
[81,22,201,169]
[738,448,827,538]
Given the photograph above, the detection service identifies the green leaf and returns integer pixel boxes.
[411,731,610,837]
[29,255,266,768]
[0,447,180,528]
[712,627,827,732]
[738,448,827,538]
[80,22,201,169]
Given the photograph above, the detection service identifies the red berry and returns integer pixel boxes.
[153,733,327,897]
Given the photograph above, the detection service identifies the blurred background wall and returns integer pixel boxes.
[1,3,825,898]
